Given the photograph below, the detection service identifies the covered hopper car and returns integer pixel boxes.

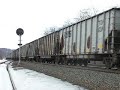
[7,8,120,69]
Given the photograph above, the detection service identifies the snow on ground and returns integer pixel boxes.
[0,59,7,63]
[0,64,12,90]
[0,60,88,90]
[9,67,88,90]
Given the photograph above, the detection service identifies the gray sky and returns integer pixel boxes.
[0,0,120,49]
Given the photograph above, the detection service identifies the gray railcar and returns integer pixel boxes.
[57,8,120,68]
[8,8,120,69]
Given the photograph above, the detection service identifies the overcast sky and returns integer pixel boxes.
[0,0,120,49]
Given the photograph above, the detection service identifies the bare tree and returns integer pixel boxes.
[49,27,56,33]
[74,8,98,22]
[62,19,73,27]
[44,30,50,35]
[44,26,58,35]
[44,8,98,35]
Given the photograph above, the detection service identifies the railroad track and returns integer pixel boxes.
[40,62,120,74]
[6,61,17,90]
[0,61,17,90]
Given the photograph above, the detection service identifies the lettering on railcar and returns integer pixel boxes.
[65,31,71,38]
[98,20,104,32]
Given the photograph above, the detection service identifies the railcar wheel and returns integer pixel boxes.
[79,63,82,66]
[104,57,113,69]
[78,60,82,66]
[73,60,77,66]
[83,60,88,67]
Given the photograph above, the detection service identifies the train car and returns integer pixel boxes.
[20,44,29,61]
[47,8,120,68]
[6,52,12,60]
[8,8,120,69]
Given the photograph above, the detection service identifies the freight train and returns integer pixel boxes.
[7,8,120,69]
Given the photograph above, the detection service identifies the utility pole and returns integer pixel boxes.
[16,28,24,65]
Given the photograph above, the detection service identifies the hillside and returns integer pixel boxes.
[0,48,13,59]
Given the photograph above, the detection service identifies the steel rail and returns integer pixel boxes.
[6,62,17,90]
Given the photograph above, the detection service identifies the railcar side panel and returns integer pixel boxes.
[47,35,50,55]
[34,40,39,56]
[23,44,29,57]
[86,19,91,53]
[38,38,41,56]
[72,24,77,55]
[97,14,104,53]
[104,11,109,52]
[91,17,97,53]
[43,37,46,56]
[44,37,47,56]
[27,42,35,58]
[53,31,60,55]
[50,33,53,55]
[76,23,81,54]
[48,35,50,55]
[115,9,120,30]
[49,34,51,55]
[80,21,86,54]
[45,36,47,56]
[68,26,72,55]
[65,27,69,55]
[59,29,63,54]
[51,33,54,55]
[62,28,66,55]
[42,38,44,56]
[21,44,28,58]
[16,49,19,59]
